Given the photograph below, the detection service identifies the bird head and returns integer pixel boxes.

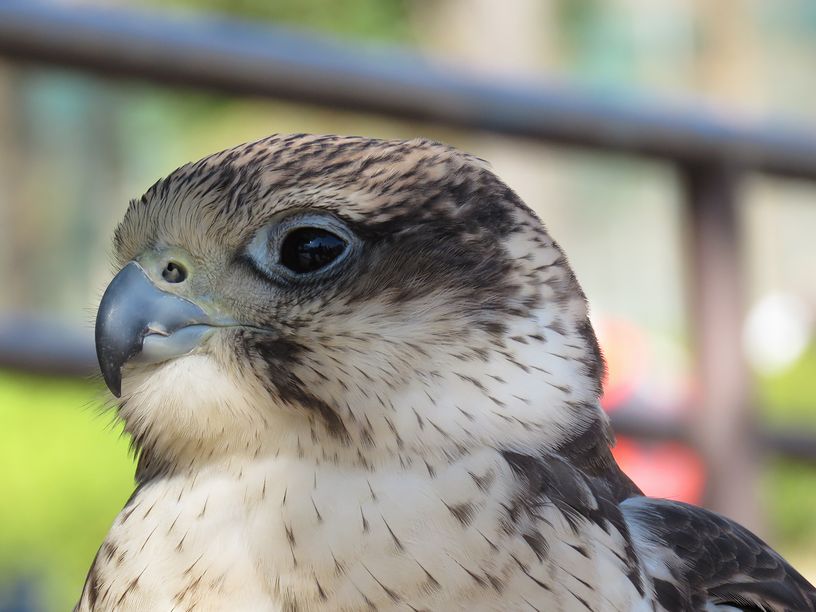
[97,135,606,478]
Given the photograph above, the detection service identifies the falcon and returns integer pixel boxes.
[78,134,815,611]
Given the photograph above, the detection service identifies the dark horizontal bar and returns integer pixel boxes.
[612,412,816,465]
[0,316,96,377]
[609,407,694,445]
[3,1,816,178]
[1,316,814,463]
[762,430,816,465]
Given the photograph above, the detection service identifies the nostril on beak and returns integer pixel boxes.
[162,261,187,283]
[95,260,215,397]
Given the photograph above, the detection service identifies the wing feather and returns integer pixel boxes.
[623,497,816,611]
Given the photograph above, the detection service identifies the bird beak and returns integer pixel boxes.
[95,261,227,397]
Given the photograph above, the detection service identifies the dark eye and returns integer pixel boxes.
[247,214,356,280]
[162,261,187,283]
[279,227,348,274]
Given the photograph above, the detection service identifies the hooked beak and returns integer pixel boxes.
[95,261,227,397]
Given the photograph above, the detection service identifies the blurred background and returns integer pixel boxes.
[1,0,816,609]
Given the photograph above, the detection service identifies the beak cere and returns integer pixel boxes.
[95,261,215,397]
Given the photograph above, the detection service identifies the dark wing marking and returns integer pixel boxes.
[550,412,642,501]
[623,497,816,612]
[501,449,646,597]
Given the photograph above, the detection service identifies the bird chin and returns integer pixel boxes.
[117,353,272,461]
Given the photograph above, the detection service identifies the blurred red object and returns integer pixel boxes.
[597,317,648,412]
[596,315,705,504]
[612,437,705,503]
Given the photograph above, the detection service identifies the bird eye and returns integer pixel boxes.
[247,213,356,281]
[279,227,348,274]
[162,261,187,283]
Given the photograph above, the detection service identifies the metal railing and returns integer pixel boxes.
[2,0,816,528]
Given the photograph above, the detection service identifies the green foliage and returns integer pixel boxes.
[765,458,816,563]
[757,344,816,426]
[153,0,413,43]
[0,371,134,611]
[758,346,816,565]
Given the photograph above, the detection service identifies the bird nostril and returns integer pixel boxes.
[162,261,188,284]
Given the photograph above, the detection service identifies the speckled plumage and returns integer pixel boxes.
[77,134,815,611]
